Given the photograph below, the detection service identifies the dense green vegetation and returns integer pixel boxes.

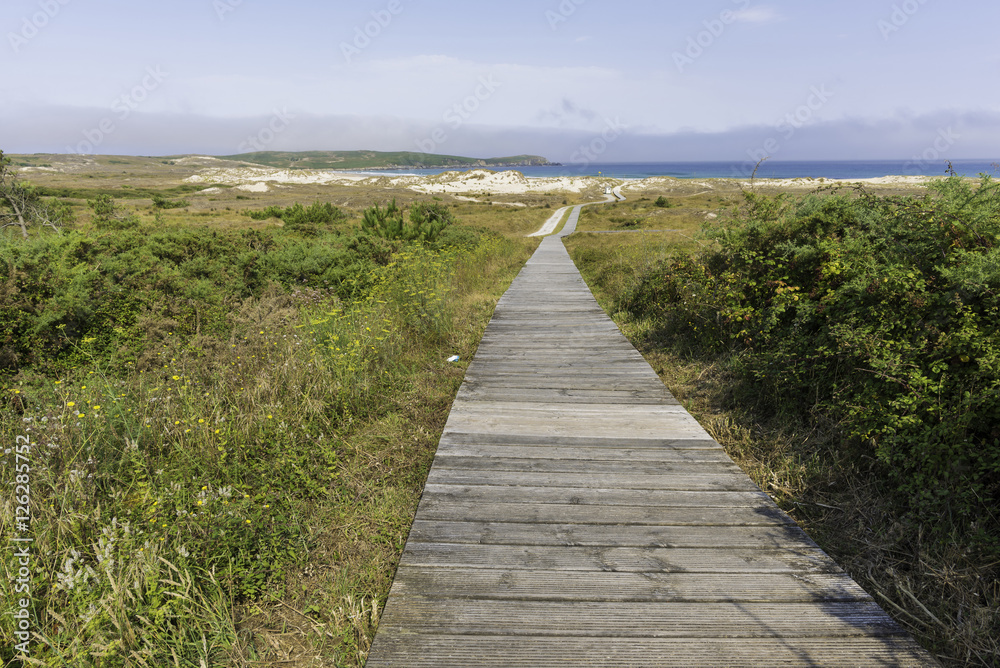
[221,150,552,171]
[360,200,455,244]
[625,176,1000,532]
[35,183,226,201]
[0,194,535,666]
[243,200,350,236]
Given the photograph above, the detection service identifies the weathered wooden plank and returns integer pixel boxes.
[412,502,793,526]
[442,416,710,440]
[457,384,674,398]
[366,636,935,668]
[463,370,656,379]
[456,388,673,405]
[460,369,666,380]
[458,379,675,394]
[438,433,724,449]
[446,401,698,416]
[431,445,730,462]
[462,368,663,378]
[431,455,743,474]
[472,349,641,358]
[475,333,639,343]
[457,387,673,401]
[478,334,625,341]
[407,520,811,547]
[377,599,905,638]
[425,469,761,491]
[389,567,874,602]
[399,542,840,573]
[468,360,647,368]
[421,485,769,507]
[470,344,644,353]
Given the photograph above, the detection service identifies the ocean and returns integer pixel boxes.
[362,159,1000,180]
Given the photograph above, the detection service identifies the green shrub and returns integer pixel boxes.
[245,201,348,234]
[0,199,476,376]
[151,193,190,209]
[89,194,140,230]
[0,223,382,373]
[360,200,453,243]
[624,175,1000,537]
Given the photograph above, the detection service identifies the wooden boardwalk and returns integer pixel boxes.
[366,218,939,666]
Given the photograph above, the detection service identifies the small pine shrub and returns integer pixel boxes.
[245,201,348,234]
[88,194,139,230]
[360,200,453,244]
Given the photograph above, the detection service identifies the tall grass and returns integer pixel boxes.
[1,218,534,666]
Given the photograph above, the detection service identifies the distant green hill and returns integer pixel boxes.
[219,150,553,171]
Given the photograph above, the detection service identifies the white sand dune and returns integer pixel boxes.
[739,175,936,188]
[183,166,944,198]
[184,166,600,195]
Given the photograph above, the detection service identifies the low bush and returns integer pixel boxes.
[245,201,349,235]
[624,175,1000,537]
[360,200,454,243]
[89,194,140,230]
[151,193,189,209]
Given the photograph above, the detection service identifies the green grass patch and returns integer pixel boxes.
[34,184,231,201]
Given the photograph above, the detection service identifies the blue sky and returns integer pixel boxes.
[2,0,999,162]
